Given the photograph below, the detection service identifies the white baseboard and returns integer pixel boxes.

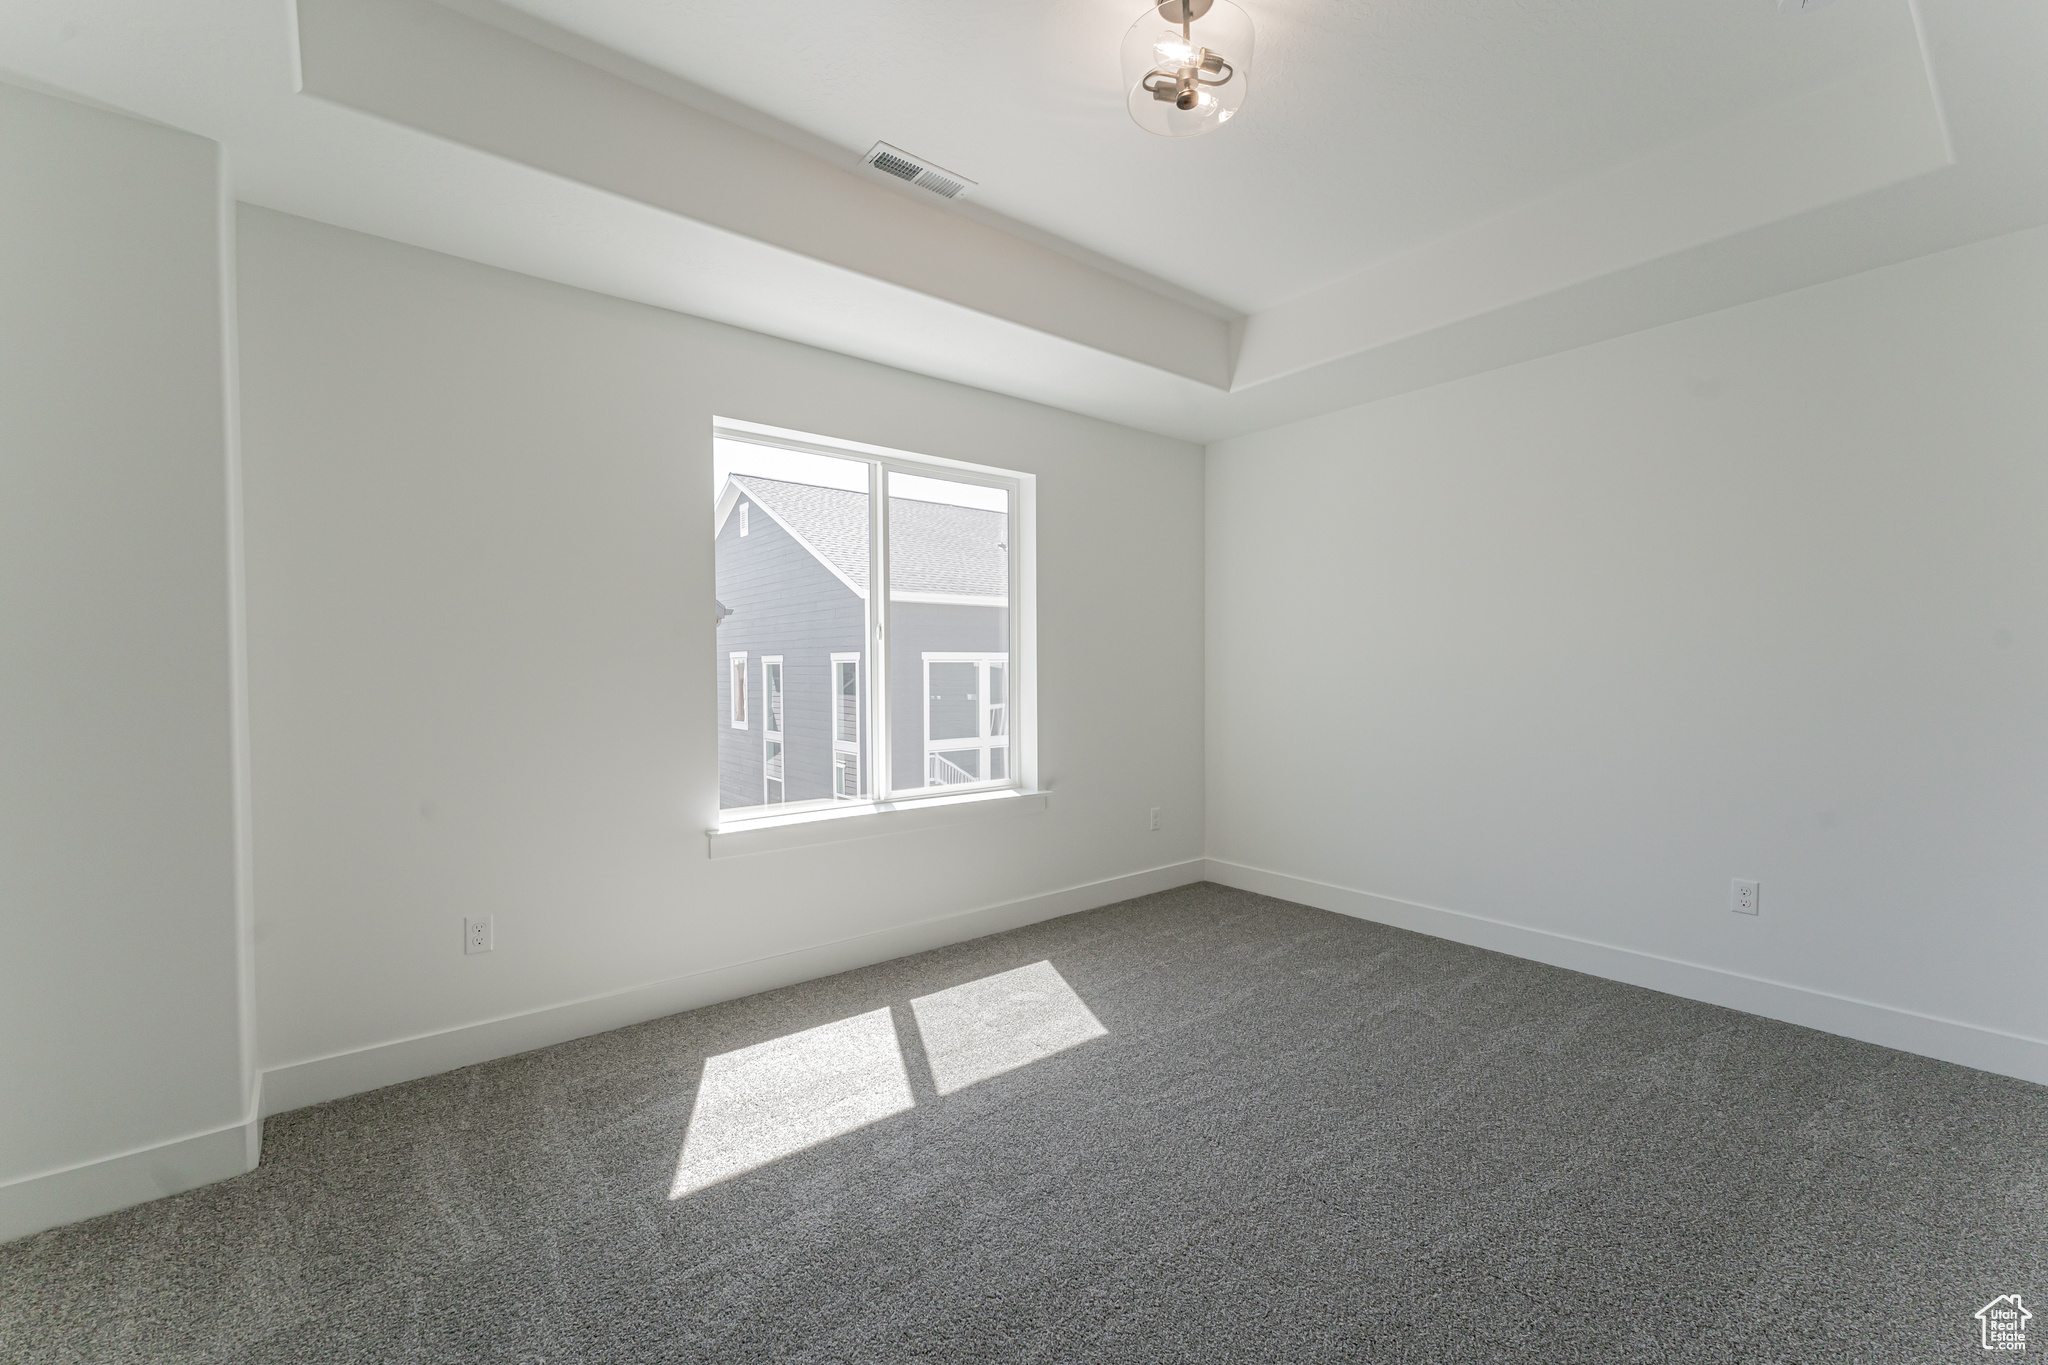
[0,1095,262,1246]
[1204,859,2048,1087]
[262,858,1208,1118]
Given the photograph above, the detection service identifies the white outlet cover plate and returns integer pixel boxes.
[1731,880,1760,916]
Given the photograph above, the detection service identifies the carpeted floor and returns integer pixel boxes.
[3,882,2044,1363]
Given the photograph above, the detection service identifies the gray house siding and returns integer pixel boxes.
[888,601,1008,790]
[716,495,867,809]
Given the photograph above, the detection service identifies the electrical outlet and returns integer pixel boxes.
[465,914,494,954]
[1149,807,1161,832]
[1731,880,1760,916]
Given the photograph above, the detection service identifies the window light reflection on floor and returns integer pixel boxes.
[669,1007,912,1198]
[670,962,1107,1198]
[910,960,1107,1096]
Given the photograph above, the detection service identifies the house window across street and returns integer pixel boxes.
[762,656,784,804]
[832,653,860,799]
[923,654,1009,786]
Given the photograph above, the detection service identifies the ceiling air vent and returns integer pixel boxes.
[863,142,976,201]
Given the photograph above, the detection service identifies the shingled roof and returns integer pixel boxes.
[727,475,1008,599]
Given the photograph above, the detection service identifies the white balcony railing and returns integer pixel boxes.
[927,752,977,786]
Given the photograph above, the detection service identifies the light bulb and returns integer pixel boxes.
[1154,30,1195,66]
[1121,0,1254,138]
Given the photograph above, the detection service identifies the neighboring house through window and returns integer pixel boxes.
[713,422,1028,818]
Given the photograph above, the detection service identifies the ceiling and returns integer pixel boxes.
[493,0,1921,313]
[2,0,2046,443]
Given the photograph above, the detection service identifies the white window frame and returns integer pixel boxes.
[728,652,747,729]
[761,656,784,804]
[713,418,1034,826]
[831,652,861,800]
[921,653,1010,788]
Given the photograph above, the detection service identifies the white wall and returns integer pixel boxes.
[1208,223,2048,1083]
[235,208,1205,1106]
[0,82,254,1241]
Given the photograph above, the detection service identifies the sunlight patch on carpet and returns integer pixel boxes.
[670,1007,913,1198]
[912,961,1108,1096]
[670,963,1109,1196]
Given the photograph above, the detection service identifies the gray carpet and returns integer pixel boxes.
[4,883,2045,1363]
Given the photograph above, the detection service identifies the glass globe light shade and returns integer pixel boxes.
[1121,0,1254,138]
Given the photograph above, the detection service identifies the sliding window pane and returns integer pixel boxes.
[715,440,870,811]
[887,471,1009,795]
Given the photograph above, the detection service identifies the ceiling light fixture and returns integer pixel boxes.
[1121,0,1254,138]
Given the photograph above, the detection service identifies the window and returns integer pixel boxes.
[923,654,1009,785]
[762,656,784,804]
[832,653,860,799]
[713,421,1029,819]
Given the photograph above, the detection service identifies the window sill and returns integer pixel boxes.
[706,788,1048,859]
